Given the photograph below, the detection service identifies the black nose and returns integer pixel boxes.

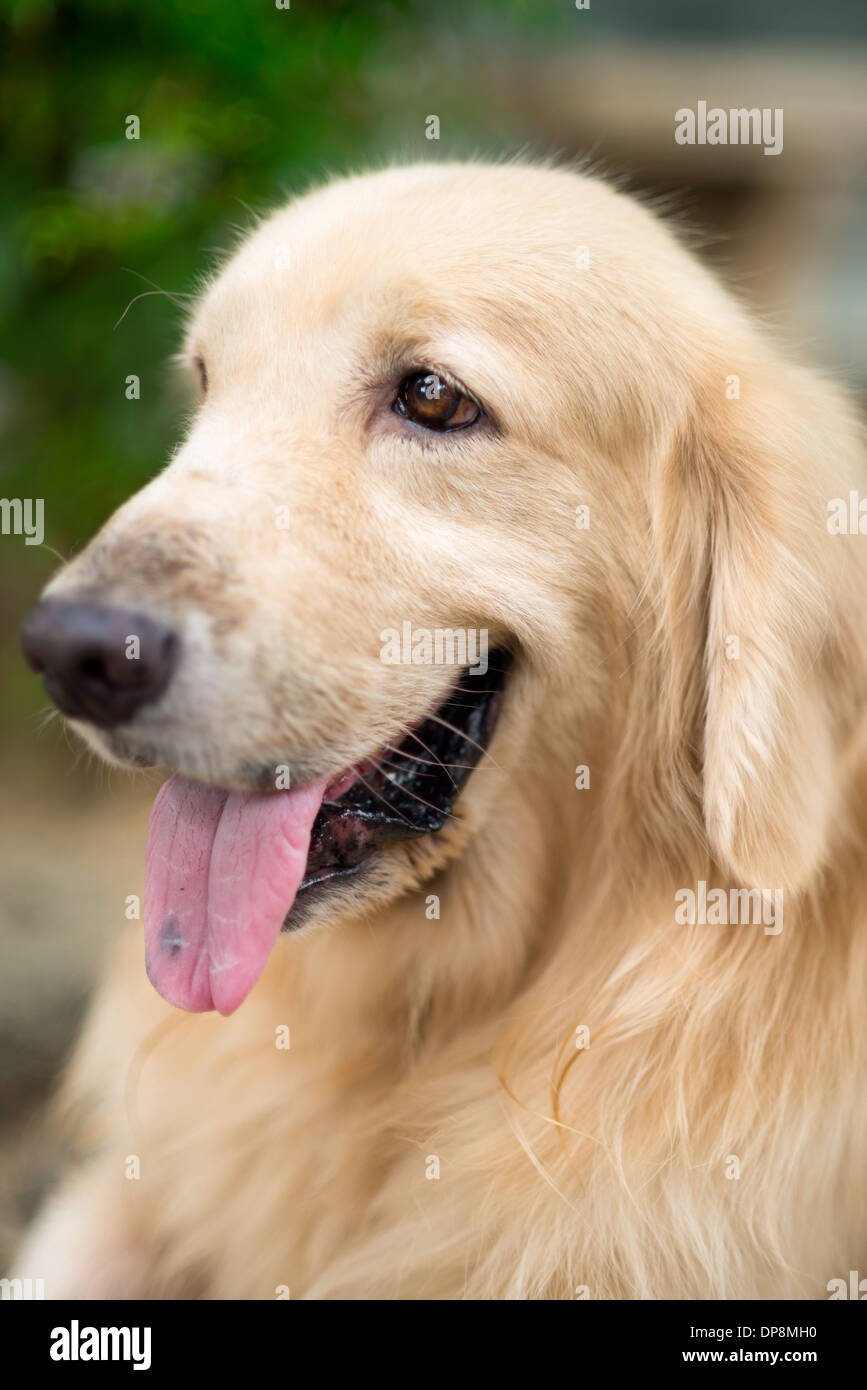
[21,600,178,727]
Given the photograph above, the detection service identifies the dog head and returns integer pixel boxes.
[22,162,867,1012]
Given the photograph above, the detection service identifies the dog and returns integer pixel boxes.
[13,160,867,1299]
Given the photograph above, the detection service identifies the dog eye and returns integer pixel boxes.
[194,356,208,395]
[394,371,480,430]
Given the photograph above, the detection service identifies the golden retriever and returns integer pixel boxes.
[13,161,867,1299]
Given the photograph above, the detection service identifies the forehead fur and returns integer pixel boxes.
[184,162,743,442]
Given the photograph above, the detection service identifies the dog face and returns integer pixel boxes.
[28,165,697,768]
[22,162,867,1013]
[31,164,709,769]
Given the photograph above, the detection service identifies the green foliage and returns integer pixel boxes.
[0,0,577,720]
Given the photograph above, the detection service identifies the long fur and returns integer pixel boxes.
[15,161,867,1299]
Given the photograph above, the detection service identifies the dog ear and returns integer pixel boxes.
[654,365,864,892]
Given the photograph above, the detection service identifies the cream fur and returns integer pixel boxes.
[15,161,867,1299]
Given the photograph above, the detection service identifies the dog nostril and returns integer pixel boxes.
[20,599,179,728]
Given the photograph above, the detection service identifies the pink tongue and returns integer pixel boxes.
[144,775,328,1015]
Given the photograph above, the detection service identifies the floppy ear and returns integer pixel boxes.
[655,367,862,892]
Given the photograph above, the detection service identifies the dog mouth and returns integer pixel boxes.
[297,651,512,905]
[143,651,511,1016]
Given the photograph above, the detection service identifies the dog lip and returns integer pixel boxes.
[282,649,513,925]
[322,755,382,802]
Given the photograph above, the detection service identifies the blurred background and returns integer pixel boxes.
[1,0,866,1264]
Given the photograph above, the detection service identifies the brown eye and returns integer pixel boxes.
[194,356,208,395]
[394,370,480,431]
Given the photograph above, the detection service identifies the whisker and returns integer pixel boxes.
[349,766,418,828]
[381,743,483,776]
[386,725,458,791]
[366,758,458,823]
[418,711,505,772]
[30,704,61,733]
[28,542,71,565]
[115,270,195,330]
